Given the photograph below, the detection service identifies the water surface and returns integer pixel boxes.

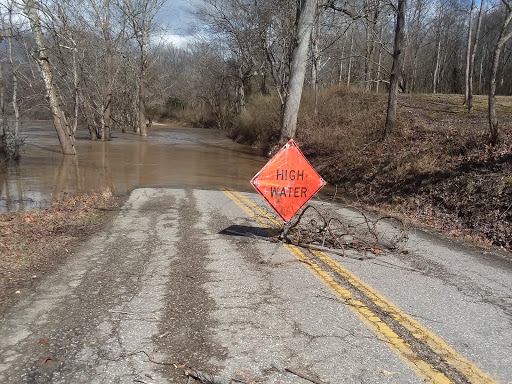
[0,122,266,212]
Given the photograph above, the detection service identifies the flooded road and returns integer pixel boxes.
[0,122,266,212]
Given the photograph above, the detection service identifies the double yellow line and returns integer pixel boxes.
[222,188,497,384]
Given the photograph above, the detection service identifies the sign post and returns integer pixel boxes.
[251,139,326,223]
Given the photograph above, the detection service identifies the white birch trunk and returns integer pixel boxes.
[23,0,75,155]
[347,34,354,87]
[433,38,441,94]
[280,0,317,142]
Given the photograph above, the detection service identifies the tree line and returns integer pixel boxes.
[0,0,511,158]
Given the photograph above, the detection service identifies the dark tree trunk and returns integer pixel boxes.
[488,0,512,145]
[384,0,407,136]
[468,0,484,114]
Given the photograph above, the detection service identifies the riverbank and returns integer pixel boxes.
[0,191,125,313]
[229,90,512,251]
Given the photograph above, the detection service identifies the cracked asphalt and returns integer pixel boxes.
[1,188,511,383]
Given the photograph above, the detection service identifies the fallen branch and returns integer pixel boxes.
[282,204,408,254]
[224,229,367,260]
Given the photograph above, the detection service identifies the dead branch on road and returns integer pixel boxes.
[282,205,408,256]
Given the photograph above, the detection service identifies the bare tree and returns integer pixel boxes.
[489,0,512,145]
[363,0,381,92]
[0,14,7,156]
[90,0,115,141]
[118,0,164,136]
[467,0,484,114]
[280,0,317,142]
[464,0,475,105]
[7,3,21,159]
[311,3,321,115]
[384,0,406,136]
[23,0,76,155]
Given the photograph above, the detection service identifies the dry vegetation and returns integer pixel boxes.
[0,191,125,313]
[231,89,512,251]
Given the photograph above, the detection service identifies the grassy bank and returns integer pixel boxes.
[230,89,512,251]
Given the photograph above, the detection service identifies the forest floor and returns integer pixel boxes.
[0,192,125,313]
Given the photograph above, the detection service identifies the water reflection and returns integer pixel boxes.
[0,123,266,212]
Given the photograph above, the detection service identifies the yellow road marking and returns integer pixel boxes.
[310,250,497,384]
[229,189,283,228]
[222,189,498,384]
[221,188,274,229]
[285,244,451,384]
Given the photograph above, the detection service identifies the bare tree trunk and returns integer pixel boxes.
[338,45,344,86]
[478,58,483,94]
[363,0,380,92]
[384,0,406,136]
[8,31,20,160]
[0,60,6,156]
[347,33,354,87]
[90,0,113,140]
[7,6,22,159]
[237,65,246,114]
[376,23,384,93]
[103,2,113,141]
[489,0,512,145]
[71,46,79,137]
[139,64,147,136]
[464,0,475,105]
[468,0,484,114]
[433,38,441,93]
[78,92,99,140]
[364,20,373,91]
[120,0,164,137]
[280,0,317,142]
[133,80,140,134]
[311,5,320,115]
[23,0,76,155]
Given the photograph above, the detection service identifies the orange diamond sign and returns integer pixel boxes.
[251,139,326,222]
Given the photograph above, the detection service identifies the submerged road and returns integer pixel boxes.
[0,188,511,384]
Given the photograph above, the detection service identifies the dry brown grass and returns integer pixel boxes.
[0,191,125,313]
[229,88,512,250]
[230,94,281,147]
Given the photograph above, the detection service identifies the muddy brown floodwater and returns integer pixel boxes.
[0,122,267,212]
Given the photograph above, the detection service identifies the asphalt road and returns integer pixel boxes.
[0,188,511,384]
